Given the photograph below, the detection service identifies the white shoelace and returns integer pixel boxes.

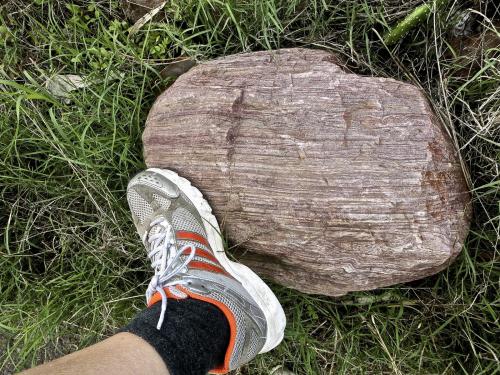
[145,217,196,329]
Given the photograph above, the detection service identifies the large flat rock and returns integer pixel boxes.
[143,48,471,296]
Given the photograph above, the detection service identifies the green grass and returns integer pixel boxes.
[0,0,499,374]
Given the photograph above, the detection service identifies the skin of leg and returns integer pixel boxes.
[19,333,169,375]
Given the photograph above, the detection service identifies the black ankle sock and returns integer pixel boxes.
[121,299,230,375]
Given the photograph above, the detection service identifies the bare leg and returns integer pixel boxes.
[20,333,169,375]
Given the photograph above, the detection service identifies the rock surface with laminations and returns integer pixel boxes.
[143,48,471,296]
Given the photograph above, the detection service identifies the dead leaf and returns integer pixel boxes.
[160,58,197,79]
[45,74,89,100]
[128,1,167,35]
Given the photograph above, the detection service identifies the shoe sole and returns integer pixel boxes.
[147,168,286,353]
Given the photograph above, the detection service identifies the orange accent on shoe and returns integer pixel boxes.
[177,286,236,374]
[176,231,211,248]
[182,248,219,263]
[147,286,185,307]
[189,261,230,276]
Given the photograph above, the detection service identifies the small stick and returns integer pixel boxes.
[383,0,448,46]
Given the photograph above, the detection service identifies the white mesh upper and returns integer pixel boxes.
[127,189,153,224]
[172,207,206,236]
[152,193,171,210]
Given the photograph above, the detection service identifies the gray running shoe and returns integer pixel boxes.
[127,168,286,373]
